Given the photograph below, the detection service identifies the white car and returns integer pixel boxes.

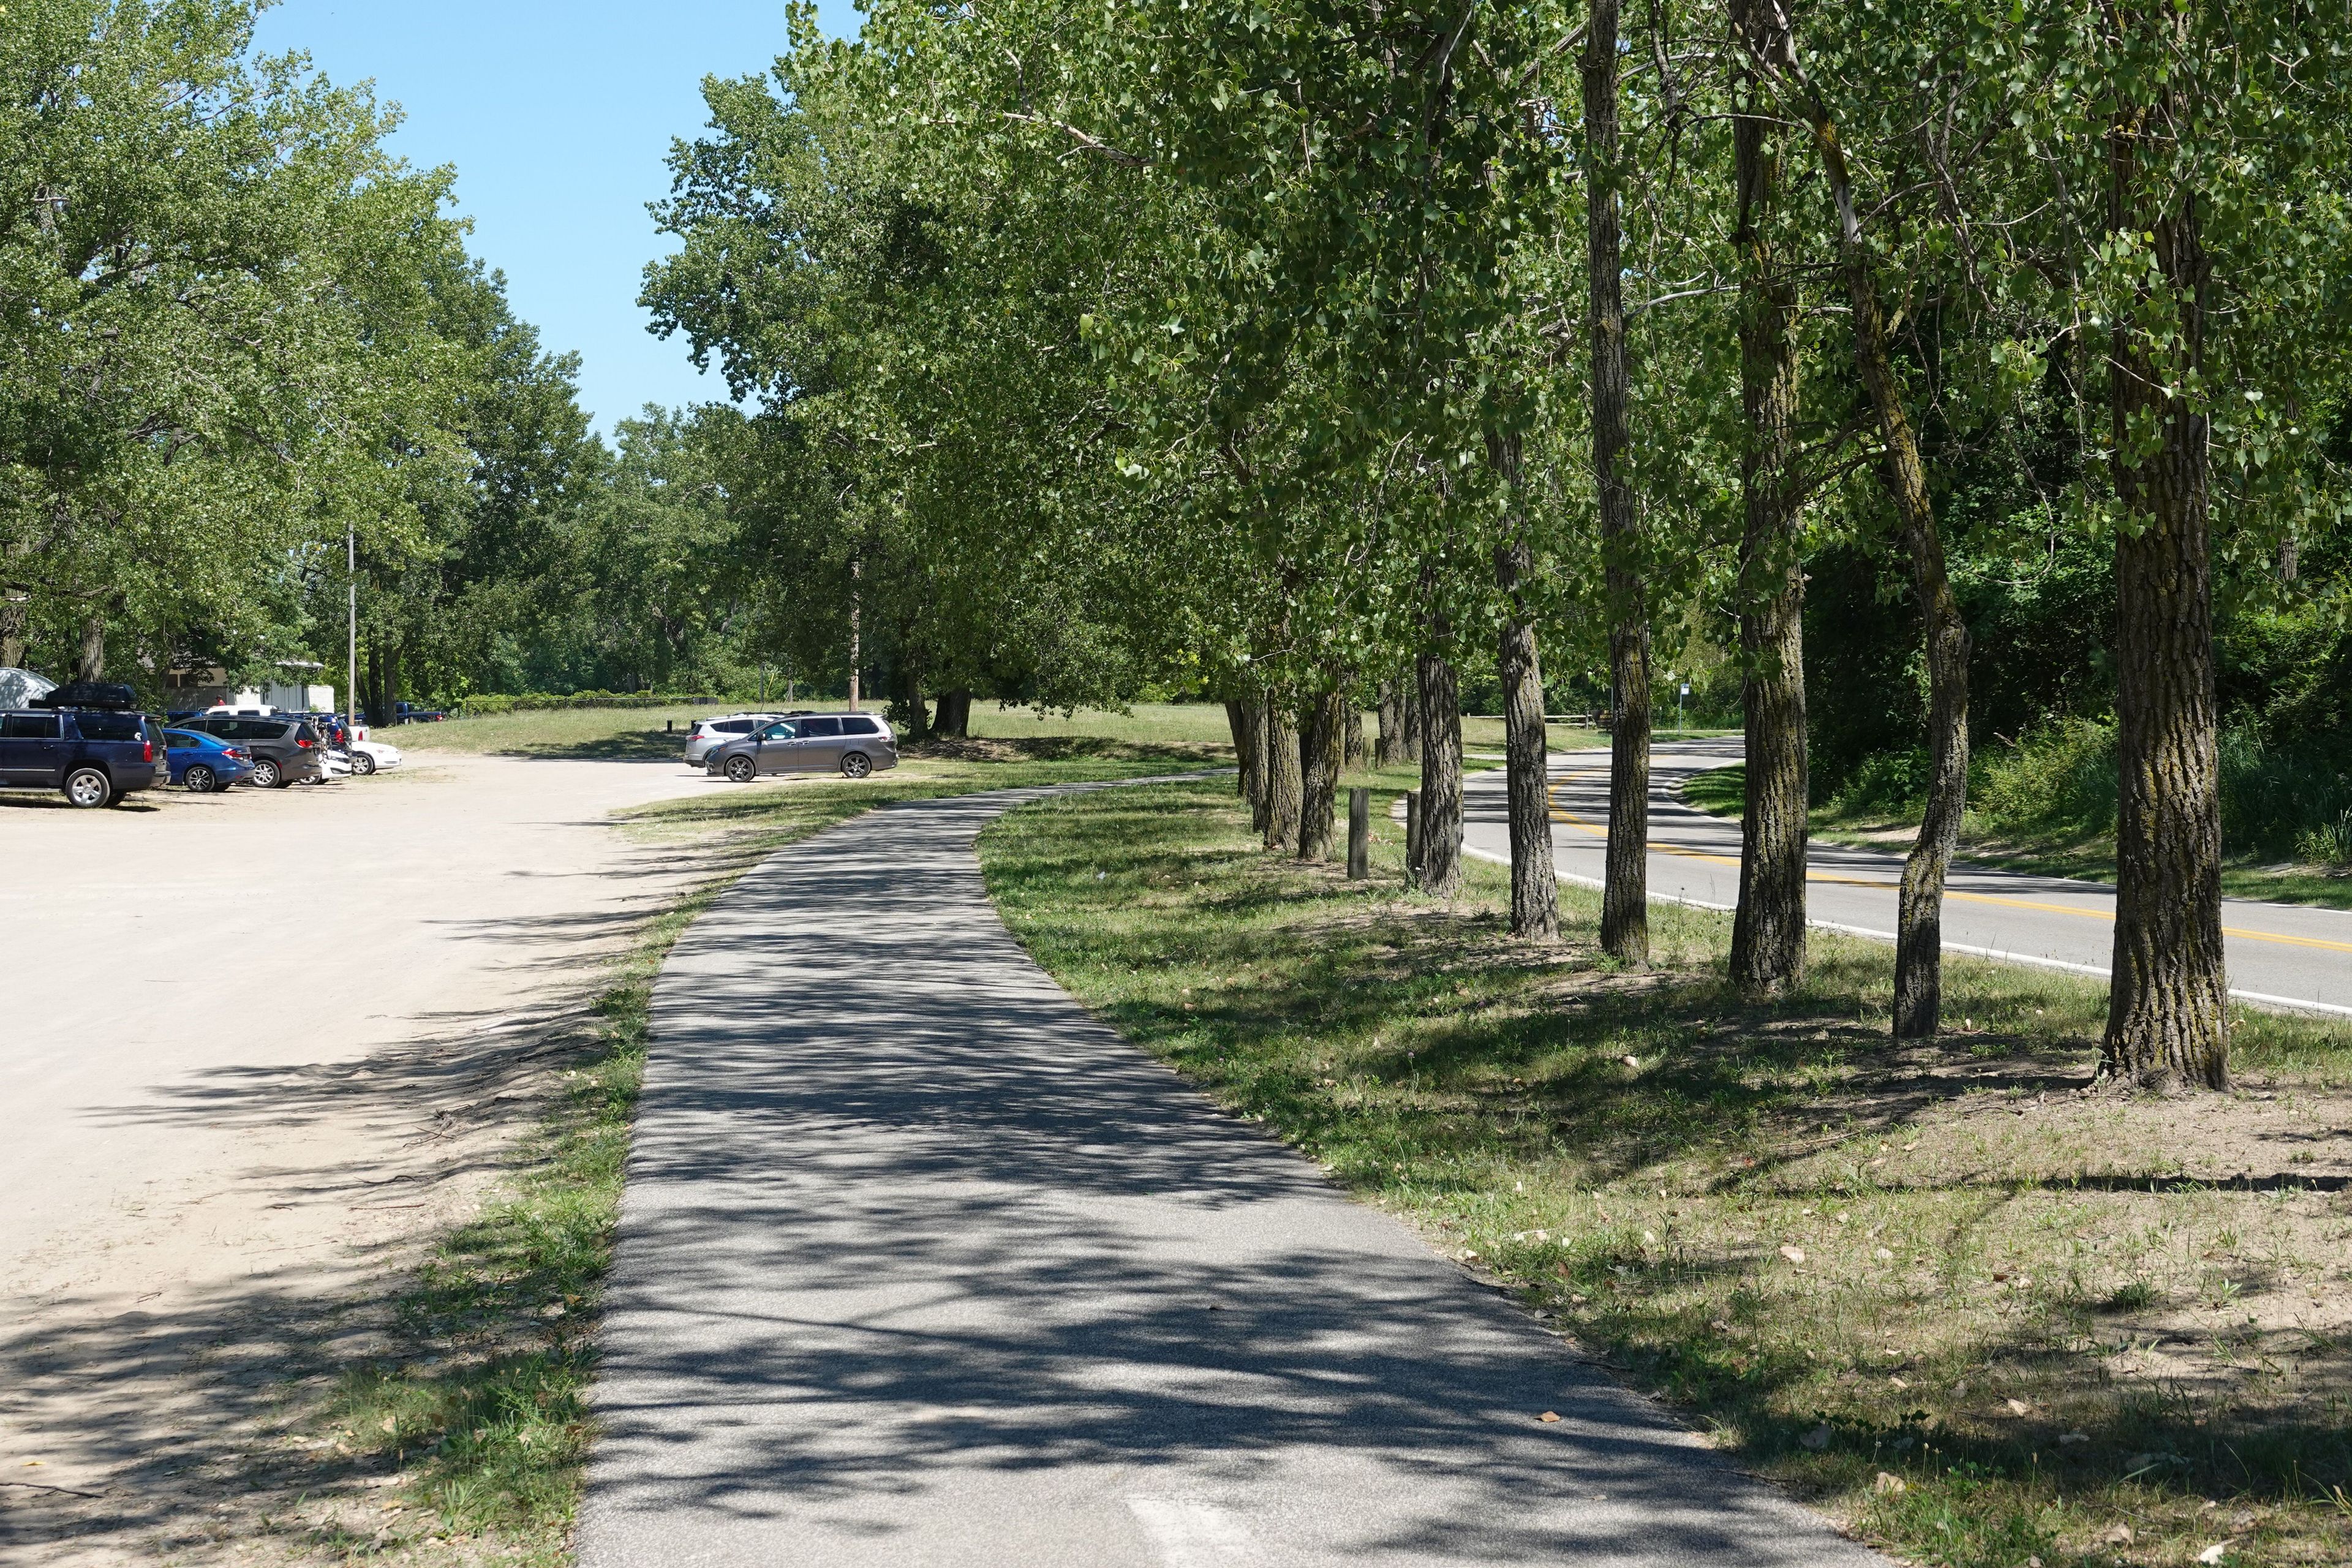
[348,737,403,775]
[683,713,783,766]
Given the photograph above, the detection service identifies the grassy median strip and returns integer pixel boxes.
[298,741,1224,1563]
[978,778,2352,1568]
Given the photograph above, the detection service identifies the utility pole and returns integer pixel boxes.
[848,555,862,712]
[347,526,358,729]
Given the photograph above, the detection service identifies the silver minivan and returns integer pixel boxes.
[705,713,899,782]
[683,712,783,765]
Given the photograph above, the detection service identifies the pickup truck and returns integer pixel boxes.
[0,707,164,807]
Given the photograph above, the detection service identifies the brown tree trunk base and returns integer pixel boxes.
[1415,652,1464,897]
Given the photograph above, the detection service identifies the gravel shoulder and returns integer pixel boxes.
[0,756,717,1563]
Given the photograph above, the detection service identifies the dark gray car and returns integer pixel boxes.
[176,714,326,788]
[705,713,899,782]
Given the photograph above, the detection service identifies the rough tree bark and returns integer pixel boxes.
[1298,688,1346,861]
[1401,668,1424,762]
[1585,0,1651,965]
[73,616,104,681]
[2103,80,2228,1089]
[933,687,972,739]
[1262,703,1303,853]
[1226,698,1259,804]
[1342,700,1368,769]
[1728,0,1809,997]
[1,595,24,669]
[1415,648,1464,897]
[1376,678,1408,766]
[1754,26,1972,1038]
[1491,440,1560,939]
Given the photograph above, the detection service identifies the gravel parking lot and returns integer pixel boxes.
[0,754,711,1560]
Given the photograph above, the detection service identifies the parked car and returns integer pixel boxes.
[0,706,164,807]
[682,712,783,766]
[704,713,898,782]
[347,736,403,775]
[162,727,255,793]
[173,713,325,788]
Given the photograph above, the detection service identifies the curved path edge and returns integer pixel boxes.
[578,777,1893,1567]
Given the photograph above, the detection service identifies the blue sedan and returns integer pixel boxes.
[163,728,255,793]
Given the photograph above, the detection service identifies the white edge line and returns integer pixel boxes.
[1463,844,2352,1020]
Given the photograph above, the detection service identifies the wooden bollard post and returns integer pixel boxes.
[1347,787,1370,880]
[1404,788,1422,886]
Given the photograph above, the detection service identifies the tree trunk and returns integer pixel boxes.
[1729,0,1808,997]
[1298,688,1345,861]
[2103,105,2228,1090]
[1251,703,1276,835]
[1375,678,1408,766]
[0,594,24,670]
[74,615,104,681]
[1496,545,1559,940]
[1586,0,1651,965]
[384,636,402,725]
[1263,703,1302,853]
[1415,649,1464,897]
[935,687,972,738]
[1771,42,1972,1038]
[1225,698,1259,802]
[1342,699,1368,769]
[1401,668,1424,761]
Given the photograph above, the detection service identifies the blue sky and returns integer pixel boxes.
[252,1,861,435]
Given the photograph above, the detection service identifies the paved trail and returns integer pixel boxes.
[581,785,1886,1568]
[1463,741,2352,1017]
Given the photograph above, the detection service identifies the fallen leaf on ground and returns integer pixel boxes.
[1872,1471,1905,1495]
[1537,1411,1561,1423]
[2059,1431,2090,1446]
[2005,1398,2031,1415]
[380,1417,397,1434]
[1799,1425,1833,1451]
[2105,1525,2134,1546]
[1779,1245,1806,1265]
[1874,1247,1895,1261]
[2196,1547,2227,1565]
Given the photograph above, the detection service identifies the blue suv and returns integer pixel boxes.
[0,707,164,807]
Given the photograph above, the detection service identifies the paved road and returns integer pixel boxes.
[1463,741,2352,1016]
[580,785,1887,1568]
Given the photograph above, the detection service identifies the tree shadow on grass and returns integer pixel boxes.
[982,780,2352,1548]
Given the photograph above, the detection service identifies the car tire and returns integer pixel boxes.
[185,764,217,793]
[723,755,756,783]
[840,752,872,779]
[353,752,377,775]
[64,766,112,809]
[251,757,282,789]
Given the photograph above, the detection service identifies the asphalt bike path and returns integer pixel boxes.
[578,780,1888,1567]
[1462,741,2352,1017]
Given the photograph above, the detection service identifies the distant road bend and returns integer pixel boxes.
[1463,740,2352,1019]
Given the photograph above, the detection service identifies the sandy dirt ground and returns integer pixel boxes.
[0,753,714,1564]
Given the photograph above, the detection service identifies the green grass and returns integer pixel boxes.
[1682,762,2352,911]
[391,699,1252,761]
[978,778,2352,1568]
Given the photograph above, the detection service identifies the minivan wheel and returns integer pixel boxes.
[251,758,282,789]
[64,767,112,809]
[185,764,217,794]
[840,752,872,779]
[723,755,757,783]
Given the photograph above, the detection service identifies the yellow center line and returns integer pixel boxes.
[1542,774,2352,957]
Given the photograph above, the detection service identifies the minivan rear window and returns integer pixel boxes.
[799,717,843,737]
[846,717,884,735]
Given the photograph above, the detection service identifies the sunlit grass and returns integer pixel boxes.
[979,778,2352,1568]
